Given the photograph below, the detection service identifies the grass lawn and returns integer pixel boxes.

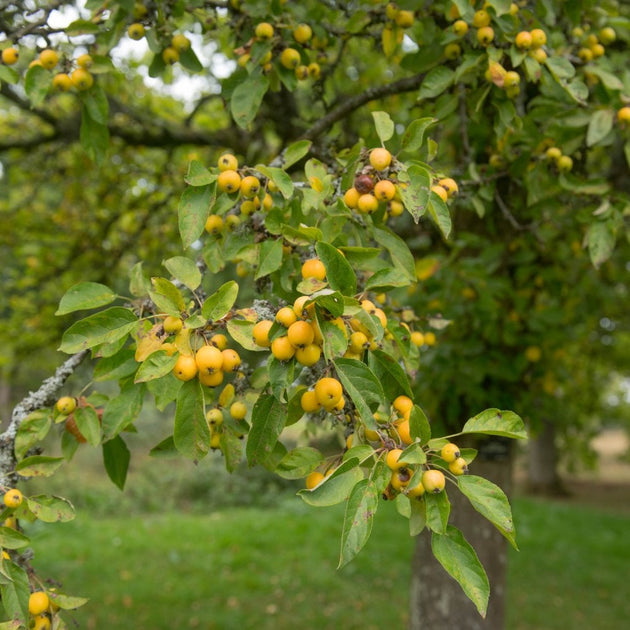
[25,494,630,629]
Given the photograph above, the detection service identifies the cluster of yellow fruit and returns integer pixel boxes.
[214,153,273,208]
[544,146,573,173]
[128,22,191,66]
[343,148,404,217]
[169,318,242,388]
[618,107,630,128]
[571,25,615,62]
[384,441,468,499]
[27,591,54,630]
[1,45,94,91]
[300,377,345,414]
[237,21,322,80]
[206,383,248,449]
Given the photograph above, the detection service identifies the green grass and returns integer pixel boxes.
[24,495,630,629]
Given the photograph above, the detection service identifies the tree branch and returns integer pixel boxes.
[300,72,425,142]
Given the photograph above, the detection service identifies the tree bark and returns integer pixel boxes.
[410,438,513,630]
[526,419,566,495]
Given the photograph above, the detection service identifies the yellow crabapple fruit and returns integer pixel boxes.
[343,187,360,208]
[70,68,94,90]
[440,442,461,463]
[288,320,315,348]
[449,457,469,475]
[444,43,461,60]
[230,401,247,420]
[2,47,19,65]
[171,33,191,51]
[255,22,274,40]
[410,331,424,346]
[217,169,241,193]
[218,153,238,171]
[271,336,296,361]
[530,28,547,48]
[472,10,491,28]
[390,469,411,491]
[393,395,413,417]
[240,175,261,198]
[55,396,76,415]
[295,343,321,366]
[162,47,180,64]
[163,316,183,334]
[386,448,405,471]
[431,185,448,202]
[357,193,379,213]
[617,107,630,125]
[196,345,224,374]
[173,354,198,381]
[221,349,241,372]
[515,31,533,49]
[252,320,273,347]
[199,370,224,387]
[424,331,436,345]
[369,148,392,171]
[301,390,321,413]
[76,53,93,68]
[293,24,313,44]
[28,592,50,616]
[477,26,494,46]
[3,489,23,508]
[39,49,59,69]
[314,377,343,408]
[453,20,468,37]
[374,180,397,201]
[52,73,72,91]
[210,334,228,350]
[128,23,145,40]
[407,478,426,498]
[206,408,224,426]
[397,419,413,445]
[395,10,414,28]
[557,155,573,173]
[301,258,326,280]
[280,47,301,69]
[422,469,446,493]
[276,306,298,327]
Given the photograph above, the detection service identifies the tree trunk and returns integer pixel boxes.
[410,438,513,630]
[526,419,566,495]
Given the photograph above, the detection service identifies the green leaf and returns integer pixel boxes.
[102,382,144,439]
[93,348,138,382]
[458,475,517,548]
[371,111,395,143]
[226,319,260,351]
[425,490,451,534]
[103,435,131,490]
[283,140,312,169]
[26,495,75,523]
[587,221,616,268]
[14,411,51,461]
[373,227,416,281]
[338,479,379,568]
[401,117,437,152]
[246,393,287,469]
[185,160,215,186]
[80,105,109,163]
[409,405,431,444]
[428,194,452,239]
[220,426,245,472]
[584,66,623,90]
[231,74,269,129]
[318,312,348,363]
[134,352,178,383]
[150,277,186,315]
[47,591,89,610]
[15,455,64,477]
[409,497,427,536]
[461,409,527,440]
[0,65,19,84]
[59,307,138,354]
[179,184,212,249]
[73,406,101,446]
[24,64,51,107]
[276,447,324,480]
[129,262,151,297]
[163,256,202,290]
[298,458,364,506]
[0,561,29,625]
[174,379,209,461]
[431,526,490,618]
[56,282,117,315]
[179,46,203,72]
[0,527,30,550]
[486,0,511,15]
[368,350,413,400]
[254,165,294,199]
[255,239,284,280]
[81,86,109,124]
[586,109,614,147]
[545,56,576,80]
[315,242,357,295]
[333,358,385,429]
[418,66,455,100]
[398,165,431,222]
[202,281,239,321]
[149,435,178,458]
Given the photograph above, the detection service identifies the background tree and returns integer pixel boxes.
[0,1,628,629]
